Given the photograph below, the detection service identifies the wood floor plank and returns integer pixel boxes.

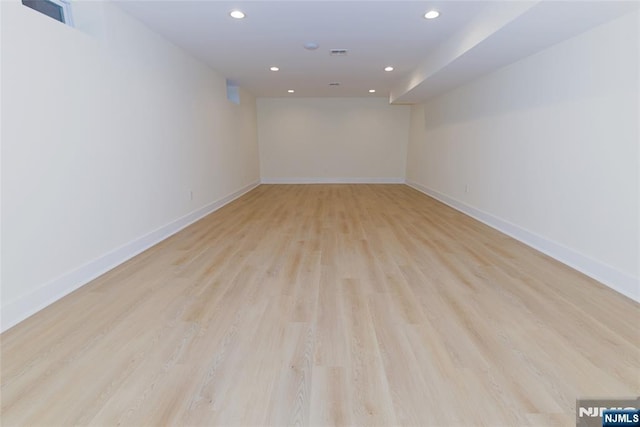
[309,366,351,426]
[1,184,638,426]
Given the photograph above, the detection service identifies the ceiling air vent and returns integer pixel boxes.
[330,49,348,56]
[329,82,341,86]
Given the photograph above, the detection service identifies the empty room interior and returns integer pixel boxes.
[1,0,639,425]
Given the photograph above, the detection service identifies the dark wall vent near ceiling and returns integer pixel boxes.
[329,49,348,56]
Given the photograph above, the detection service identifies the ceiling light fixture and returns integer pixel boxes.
[229,10,245,19]
[369,89,376,93]
[424,10,440,19]
[384,66,394,72]
[270,66,279,71]
[304,42,319,50]
[288,89,295,93]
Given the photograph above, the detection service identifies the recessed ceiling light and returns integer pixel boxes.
[229,10,245,19]
[384,66,394,72]
[288,89,295,93]
[369,89,376,93]
[304,42,319,50]
[424,10,440,19]
[270,66,279,71]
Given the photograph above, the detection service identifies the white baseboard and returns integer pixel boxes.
[1,181,260,333]
[261,177,405,184]
[406,180,640,303]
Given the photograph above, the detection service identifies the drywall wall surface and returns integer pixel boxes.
[258,97,409,183]
[1,0,260,329]
[406,11,639,299]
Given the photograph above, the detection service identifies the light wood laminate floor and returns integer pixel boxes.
[1,184,638,426]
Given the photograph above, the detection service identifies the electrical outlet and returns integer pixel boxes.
[189,190,193,201]
[465,184,469,193]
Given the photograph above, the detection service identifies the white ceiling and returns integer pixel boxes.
[115,0,639,103]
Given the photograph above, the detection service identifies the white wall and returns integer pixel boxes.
[1,1,260,330]
[258,97,409,183]
[406,11,639,300]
